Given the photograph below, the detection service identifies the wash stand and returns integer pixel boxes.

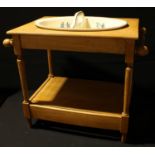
[3,17,148,142]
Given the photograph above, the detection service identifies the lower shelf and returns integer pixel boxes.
[30,76,123,113]
[27,76,124,130]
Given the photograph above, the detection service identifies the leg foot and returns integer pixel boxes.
[27,118,32,128]
[121,133,127,143]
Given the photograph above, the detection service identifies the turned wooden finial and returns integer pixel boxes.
[3,38,13,47]
[135,27,149,56]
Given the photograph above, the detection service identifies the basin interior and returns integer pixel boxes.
[35,16,128,31]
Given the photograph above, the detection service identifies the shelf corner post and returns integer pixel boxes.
[13,35,32,127]
[121,39,135,142]
[47,49,54,78]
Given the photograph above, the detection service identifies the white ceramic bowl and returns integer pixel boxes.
[35,16,128,31]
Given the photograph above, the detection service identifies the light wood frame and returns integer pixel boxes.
[4,17,140,143]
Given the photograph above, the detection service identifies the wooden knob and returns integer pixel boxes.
[135,27,149,56]
[3,38,13,47]
[136,45,149,56]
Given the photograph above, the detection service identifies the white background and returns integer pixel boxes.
[0,0,155,7]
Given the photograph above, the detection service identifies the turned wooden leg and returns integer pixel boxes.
[13,35,32,126]
[3,36,32,127]
[123,67,133,114]
[121,67,133,143]
[17,57,29,100]
[47,49,54,77]
[17,56,32,122]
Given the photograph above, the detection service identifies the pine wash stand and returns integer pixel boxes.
[3,17,149,143]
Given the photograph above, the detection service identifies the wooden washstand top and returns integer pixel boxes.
[7,17,139,40]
